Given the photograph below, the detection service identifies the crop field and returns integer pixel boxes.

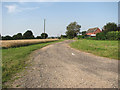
[1,39,58,48]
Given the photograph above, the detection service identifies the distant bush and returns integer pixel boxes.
[86,37,96,40]
[61,35,67,39]
[23,30,35,39]
[77,35,84,39]
[96,32,107,40]
[41,33,48,39]
[81,31,86,35]
[2,35,13,40]
[58,37,61,39]
[13,33,22,40]
[96,31,120,40]
[36,36,42,39]
[106,31,120,40]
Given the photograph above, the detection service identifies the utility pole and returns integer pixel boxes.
[44,19,45,33]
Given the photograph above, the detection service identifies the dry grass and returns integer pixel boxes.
[1,39,58,48]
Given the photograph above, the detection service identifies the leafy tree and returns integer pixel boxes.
[66,22,81,39]
[41,33,48,39]
[2,35,13,40]
[0,34,1,40]
[66,30,77,39]
[82,31,86,35]
[17,33,22,39]
[103,22,117,32]
[118,24,120,31]
[13,33,22,40]
[12,35,17,40]
[36,36,42,39]
[23,30,34,39]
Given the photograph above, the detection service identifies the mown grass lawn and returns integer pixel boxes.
[2,40,63,87]
[70,39,119,60]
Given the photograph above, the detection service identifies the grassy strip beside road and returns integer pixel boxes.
[2,40,63,87]
[70,39,119,60]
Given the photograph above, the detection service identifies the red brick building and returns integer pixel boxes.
[86,27,102,36]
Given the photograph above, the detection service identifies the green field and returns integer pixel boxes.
[70,39,119,60]
[2,40,63,87]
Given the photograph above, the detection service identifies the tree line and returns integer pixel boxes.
[96,22,120,40]
[61,22,119,39]
[2,30,48,40]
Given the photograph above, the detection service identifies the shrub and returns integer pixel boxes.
[96,32,107,40]
[61,35,67,39]
[36,36,42,39]
[106,31,120,40]
[86,37,96,40]
[77,35,84,39]
[96,31,120,40]
[82,31,86,35]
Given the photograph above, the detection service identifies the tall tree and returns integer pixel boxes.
[13,33,22,40]
[41,33,48,39]
[23,30,34,39]
[66,22,81,39]
[103,22,117,32]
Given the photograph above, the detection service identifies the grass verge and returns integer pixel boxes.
[2,39,64,87]
[70,39,119,60]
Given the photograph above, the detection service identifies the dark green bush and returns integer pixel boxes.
[96,31,120,40]
[23,30,35,39]
[41,33,48,39]
[13,33,22,40]
[77,35,84,39]
[106,31,120,40]
[86,37,96,40]
[36,36,42,39]
[96,32,107,40]
[61,35,67,39]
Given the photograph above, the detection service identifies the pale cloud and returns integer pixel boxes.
[5,4,39,13]
[5,5,17,13]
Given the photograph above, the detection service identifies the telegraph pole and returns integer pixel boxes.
[44,19,45,33]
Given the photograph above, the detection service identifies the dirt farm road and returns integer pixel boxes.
[12,40,118,88]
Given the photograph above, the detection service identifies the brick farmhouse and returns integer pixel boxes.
[86,27,102,37]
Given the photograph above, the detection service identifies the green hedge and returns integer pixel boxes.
[106,31,120,40]
[96,32,107,40]
[78,31,120,40]
[77,35,85,39]
[96,31,120,40]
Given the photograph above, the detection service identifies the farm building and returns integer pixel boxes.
[86,27,102,37]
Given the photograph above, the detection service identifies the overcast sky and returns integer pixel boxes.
[2,2,118,37]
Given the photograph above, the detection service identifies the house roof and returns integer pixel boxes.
[86,27,98,33]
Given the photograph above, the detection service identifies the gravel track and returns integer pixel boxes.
[12,40,118,88]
